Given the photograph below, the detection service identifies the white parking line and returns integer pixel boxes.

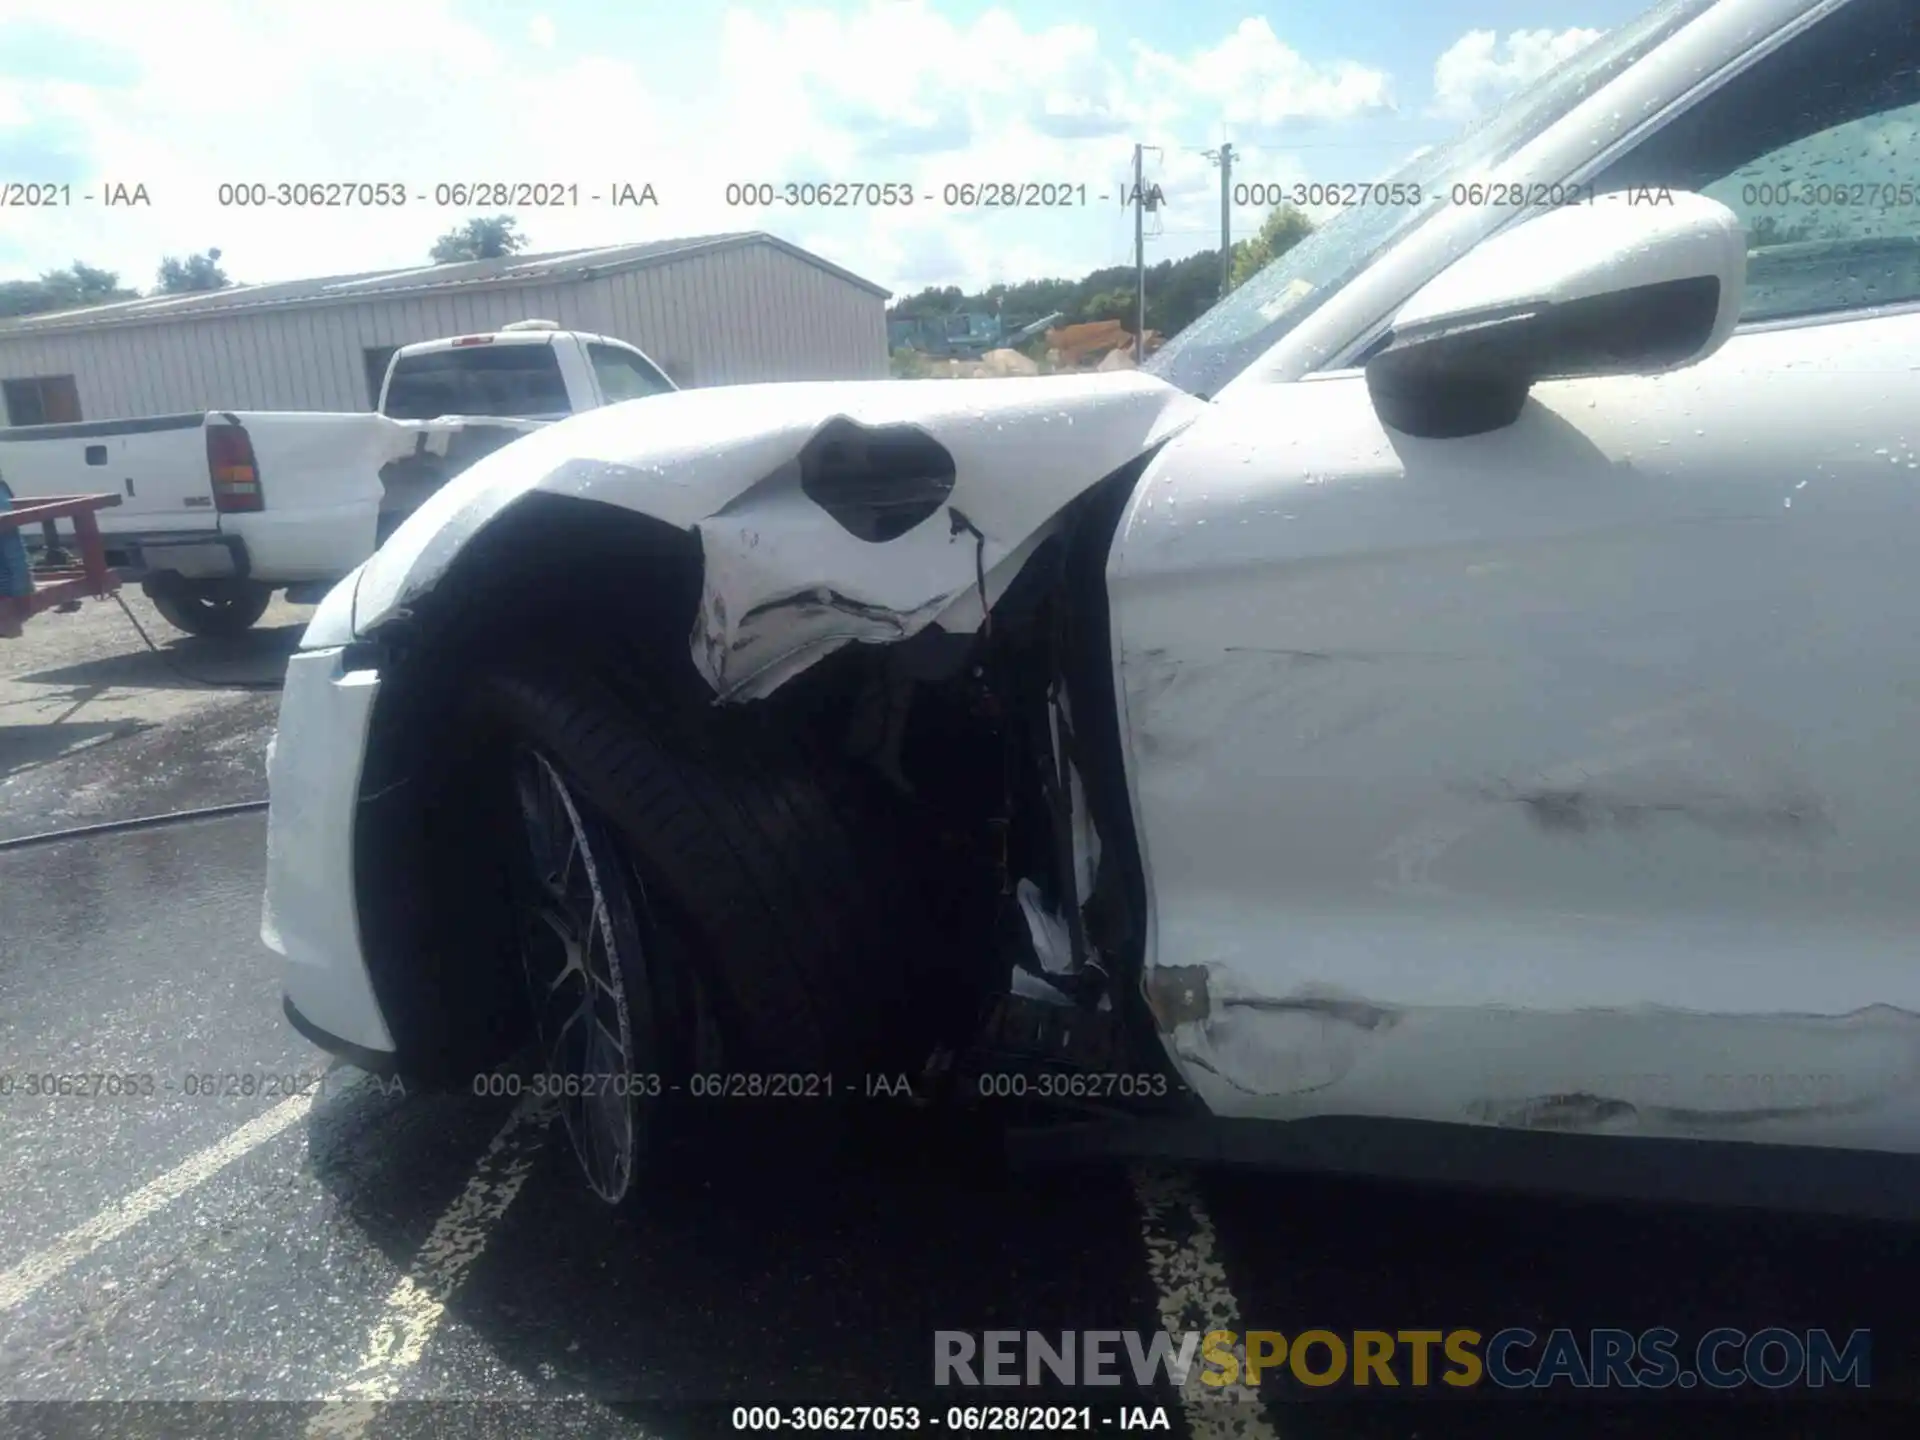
[1129,1164,1279,1440]
[0,1087,321,1312]
[308,1094,555,1439]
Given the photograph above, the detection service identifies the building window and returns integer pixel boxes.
[363,347,401,409]
[3,375,82,426]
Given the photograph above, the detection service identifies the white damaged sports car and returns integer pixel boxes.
[265,0,1920,1205]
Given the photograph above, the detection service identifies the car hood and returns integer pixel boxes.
[349,374,1205,701]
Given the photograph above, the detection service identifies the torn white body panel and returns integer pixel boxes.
[1012,878,1078,1005]
[1114,312,1920,1149]
[348,375,1204,698]
[691,470,1050,703]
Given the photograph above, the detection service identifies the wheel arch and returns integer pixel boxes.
[349,493,708,1081]
[345,456,1171,1084]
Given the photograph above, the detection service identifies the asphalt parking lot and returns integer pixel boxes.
[0,589,302,845]
[1,597,1916,1438]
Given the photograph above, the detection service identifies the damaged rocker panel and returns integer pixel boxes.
[1145,955,1920,1149]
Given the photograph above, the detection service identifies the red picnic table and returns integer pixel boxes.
[0,492,123,635]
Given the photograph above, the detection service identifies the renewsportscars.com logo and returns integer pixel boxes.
[935,1328,1871,1391]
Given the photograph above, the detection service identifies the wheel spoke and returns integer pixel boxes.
[585,1007,627,1073]
[555,824,582,901]
[543,990,590,1065]
[536,908,588,995]
[510,749,645,1205]
[585,1084,630,1188]
[583,905,626,999]
[513,759,584,904]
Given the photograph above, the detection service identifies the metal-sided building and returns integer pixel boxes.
[0,232,889,426]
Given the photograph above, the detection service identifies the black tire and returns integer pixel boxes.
[142,576,273,637]
[475,661,951,1088]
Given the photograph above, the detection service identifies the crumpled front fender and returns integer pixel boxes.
[349,374,1204,700]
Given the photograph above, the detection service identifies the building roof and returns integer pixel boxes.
[0,232,890,339]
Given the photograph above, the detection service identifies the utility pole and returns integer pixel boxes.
[1133,143,1146,364]
[1217,142,1234,297]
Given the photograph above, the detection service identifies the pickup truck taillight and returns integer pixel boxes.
[207,423,263,513]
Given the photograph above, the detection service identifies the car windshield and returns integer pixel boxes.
[1147,0,1724,398]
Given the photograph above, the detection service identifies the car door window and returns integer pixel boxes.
[1592,0,1920,325]
[1146,0,1722,396]
[588,343,674,402]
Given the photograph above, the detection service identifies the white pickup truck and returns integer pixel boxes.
[0,322,675,635]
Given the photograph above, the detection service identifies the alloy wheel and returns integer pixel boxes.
[509,748,652,1203]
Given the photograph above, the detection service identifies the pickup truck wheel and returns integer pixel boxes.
[141,577,273,637]
[475,663,943,1133]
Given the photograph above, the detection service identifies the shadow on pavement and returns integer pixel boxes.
[18,623,306,692]
[0,719,155,781]
[298,1075,1920,1440]
[302,1083,1168,1425]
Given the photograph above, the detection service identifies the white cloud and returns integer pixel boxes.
[0,0,1415,299]
[1431,27,1604,121]
[1135,19,1395,136]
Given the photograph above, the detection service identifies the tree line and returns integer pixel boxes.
[0,250,233,319]
[0,216,528,323]
[887,205,1314,342]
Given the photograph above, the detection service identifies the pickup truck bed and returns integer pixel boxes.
[0,410,414,577]
[0,324,674,635]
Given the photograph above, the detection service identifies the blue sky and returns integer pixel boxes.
[0,0,1653,299]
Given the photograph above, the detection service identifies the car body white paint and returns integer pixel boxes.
[262,649,391,1051]
[269,0,1920,1161]
[1391,190,1748,361]
[1112,304,1920,1147]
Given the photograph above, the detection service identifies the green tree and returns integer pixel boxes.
[0,261,139,318]
[1228,204,1314,290]
[156,249,231,293]
[887,285,966,320]
[1147,249,1232,334]
[431,214,526,263]
[1079,286,1135,326]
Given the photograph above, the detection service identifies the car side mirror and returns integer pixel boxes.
[1366,190,1746,439]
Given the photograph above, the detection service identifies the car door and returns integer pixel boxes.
[1112,0,1920,1149]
